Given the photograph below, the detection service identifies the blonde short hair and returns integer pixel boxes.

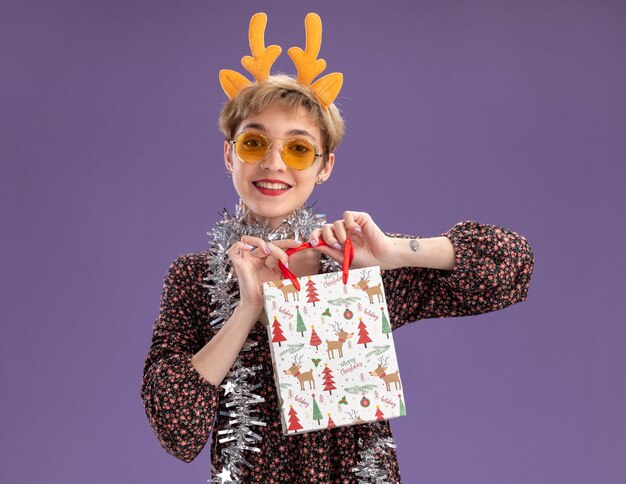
[218,74,345,160]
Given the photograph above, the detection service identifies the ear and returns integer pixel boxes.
[317,152,335,181]
[224,140,233,172]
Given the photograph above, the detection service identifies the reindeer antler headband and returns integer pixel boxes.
[219,12,343,110]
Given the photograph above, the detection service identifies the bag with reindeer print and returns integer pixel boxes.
[262,238,407,435]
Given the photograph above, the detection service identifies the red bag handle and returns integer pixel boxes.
[277,238,354,291]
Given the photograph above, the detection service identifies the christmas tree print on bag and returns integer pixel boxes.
[262,238,407,435]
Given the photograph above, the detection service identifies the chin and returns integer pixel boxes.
[247,199,304,221]
[255,206,297,220]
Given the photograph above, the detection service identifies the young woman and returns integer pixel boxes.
[140,13,534,483]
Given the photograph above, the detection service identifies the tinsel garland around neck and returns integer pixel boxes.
[202,200,331,330]
[202,201,332,483]
[201,200,395,483]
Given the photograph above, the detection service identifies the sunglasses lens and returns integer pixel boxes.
[233,132,319,169]
[235,132,269,163]
[282,139,316,170]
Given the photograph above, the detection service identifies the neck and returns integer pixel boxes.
[206,201,326,331]
[242,210,286,230]
[237,199,288,229]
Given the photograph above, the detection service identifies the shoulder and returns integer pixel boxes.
[161,250,213,316]
[164,250,210,288]
[168,250,209,269]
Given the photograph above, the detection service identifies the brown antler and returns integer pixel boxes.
[287,13,326,85]
[347,409,360,420]
[287,13,343,108]
[219,12,282,98]
[362,268,372,281]
[219,12,342,110]
[241,13,282,81]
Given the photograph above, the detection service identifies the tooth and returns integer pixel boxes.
[256,182,289,189]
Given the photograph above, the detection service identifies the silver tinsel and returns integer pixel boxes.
[203,201,327,483]
[203,200,327,331]
[210,345,266,483]
[351,423,399,484]
[202,200,395,482]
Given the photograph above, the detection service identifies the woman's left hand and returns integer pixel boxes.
[308,211,396,270]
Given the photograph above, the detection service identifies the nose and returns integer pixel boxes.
[260,143,288,171]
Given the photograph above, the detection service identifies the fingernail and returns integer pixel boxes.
[332,242,342,250]
[353,226,362,233]
[264,245,271,255]
[309,239,318,247]
[245,243,255,249]
[284,262,289,268]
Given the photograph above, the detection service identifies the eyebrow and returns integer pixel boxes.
[240,123,317,142]
[285,129,315,139]
[241,122,266,132]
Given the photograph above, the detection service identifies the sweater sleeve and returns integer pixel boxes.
[382,220,534,329]
[140,253,221,463]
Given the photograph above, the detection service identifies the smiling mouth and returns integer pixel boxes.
[253,181,292,190]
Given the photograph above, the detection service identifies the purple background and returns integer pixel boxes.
[2,1,625,483]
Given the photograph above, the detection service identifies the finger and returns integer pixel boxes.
[226,241,254,260]
[265,254,281,271]
[271,238,302,250]
[270,239,302,267]
[226,240,254,255]
[343,211,363,235]
[310,242,344,263]
[333,219,348,245]
[321,224,342,250]
[265,256,287,280]
[241,235,272,255]
[265,242,290,267]
[308,228,322,247]
[346,210,382,235]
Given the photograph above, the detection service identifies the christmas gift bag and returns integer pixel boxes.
[262,239,407,435]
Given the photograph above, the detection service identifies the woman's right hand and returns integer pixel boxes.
[226,236,301,321]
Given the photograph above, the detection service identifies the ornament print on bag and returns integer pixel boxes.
[263,262,407,435]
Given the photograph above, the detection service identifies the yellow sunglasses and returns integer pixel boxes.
[230,131,323,170]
